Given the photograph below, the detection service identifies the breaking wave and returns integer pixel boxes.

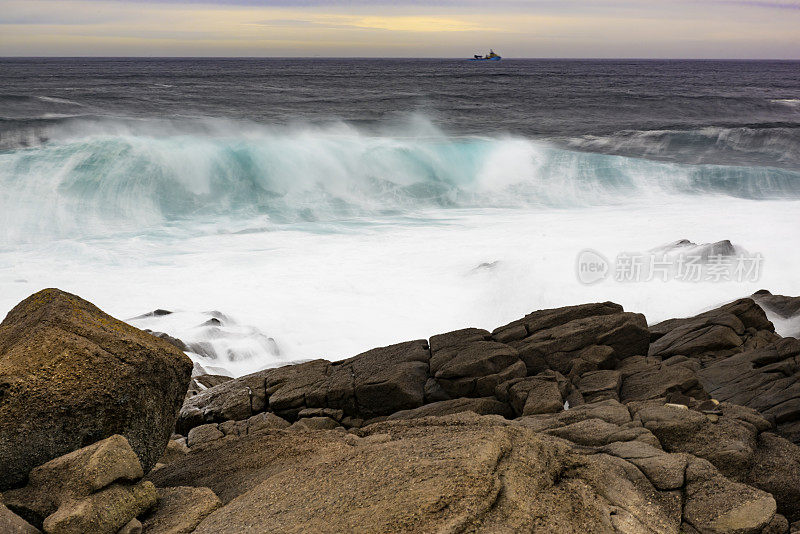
[2,117,800,244]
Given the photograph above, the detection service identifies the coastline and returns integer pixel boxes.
[2,288,800,532]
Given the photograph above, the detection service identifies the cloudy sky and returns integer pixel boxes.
[1,0,799,58]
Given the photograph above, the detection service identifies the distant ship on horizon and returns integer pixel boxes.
[470,49,502,61]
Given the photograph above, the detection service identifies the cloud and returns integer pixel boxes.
[1,0,799,57]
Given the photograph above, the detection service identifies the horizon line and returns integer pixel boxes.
[2,56,800,61]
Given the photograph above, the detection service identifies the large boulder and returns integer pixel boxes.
[3,434,144,524]
[0,289,193,490]
[149,413,684,533]
[3,435,157,533]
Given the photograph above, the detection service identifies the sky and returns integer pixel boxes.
[1,0,800,58]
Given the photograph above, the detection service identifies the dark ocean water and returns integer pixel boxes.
[2,58,800,168]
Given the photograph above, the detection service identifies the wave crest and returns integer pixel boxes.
[1,118,799,244]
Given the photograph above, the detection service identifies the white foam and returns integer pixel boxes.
[1,197,798,377]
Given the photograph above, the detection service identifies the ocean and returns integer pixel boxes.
[1,58,799,375]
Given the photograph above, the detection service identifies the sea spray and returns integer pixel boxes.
[2,117,799,245]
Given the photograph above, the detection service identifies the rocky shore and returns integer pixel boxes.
[2,288,800,533]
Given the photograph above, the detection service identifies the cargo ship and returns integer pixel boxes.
[470,50,501,61]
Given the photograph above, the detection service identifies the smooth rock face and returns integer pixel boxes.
[0,289,192,490]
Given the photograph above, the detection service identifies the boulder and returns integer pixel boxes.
[0,289,192,489]
[346,340,430,418]
[599,440,687,490]
[752,290,800,319]
[429,338,524,398]
[3,435,143,524]
[246,412,290,433]
[140,486,221,534]
[153,413,681,533]
[496,371,578,416]
[42,481,156,534]
[504,308,649,376]
[491,302,625,343]
[159,439,189,465]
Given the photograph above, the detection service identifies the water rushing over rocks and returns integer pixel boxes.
[2,288,800,533]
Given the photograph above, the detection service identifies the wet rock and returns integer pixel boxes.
[430,340,524,398]
[505,308,649,376]
[179,368,271,432]
[0,289,192,490]
[752,290,800,319]
[651,239,738,261]
[648,298,777,362]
